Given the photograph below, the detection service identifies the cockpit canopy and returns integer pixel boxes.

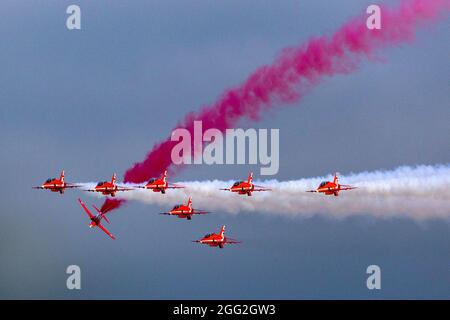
[97,181,107,186]
[148,178,156,184]
[233,181,244,187]
[172,205,181,210]
[204,233,213,238]
[319,181,328,187]
[45,178,54,183]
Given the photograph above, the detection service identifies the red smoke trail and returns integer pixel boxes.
[105,0,449,212]
[100,198,126,214]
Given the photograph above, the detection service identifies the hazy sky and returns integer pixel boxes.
[0,0,449,299]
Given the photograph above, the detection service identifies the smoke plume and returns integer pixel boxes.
[114,164,450,220]
[104,0,450,212]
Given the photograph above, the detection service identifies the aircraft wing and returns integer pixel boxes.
[225,238,241,244]
[64,183,80,188]
[340,185,357,191]
[115,186,135,192]
[166,184,185,189]
[253,185,272,192]
[192,210,210,215]
[92,205,110,224]
[78,198,94,219]
[97,223,116,240]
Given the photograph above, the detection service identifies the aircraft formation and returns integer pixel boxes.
[33,169,357,245]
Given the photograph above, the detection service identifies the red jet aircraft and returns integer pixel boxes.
[220,172,271,196]
[84,173,134,197]
[160,197,209,220]
[306,172,357,196]
[193,226,241,249]
[33,170,79,194]
[136,170,184,194]
[78,198,115,240]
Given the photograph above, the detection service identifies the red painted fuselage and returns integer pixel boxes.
[33,170,78,194]
[194,226,240,249]
[308,173,356,196]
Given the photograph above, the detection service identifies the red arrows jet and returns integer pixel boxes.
[220,172,271,196]
[193,226,241,249]
[84,173,134,197]
[33,170,79,194]
[78,198,115,240]
[306,172,357,196]
[160,197,209,220]
[136,170,184,194]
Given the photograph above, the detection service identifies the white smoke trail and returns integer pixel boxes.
[82,164,450,220]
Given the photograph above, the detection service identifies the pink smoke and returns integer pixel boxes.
[100,198,126,214]
[106,0,449,212]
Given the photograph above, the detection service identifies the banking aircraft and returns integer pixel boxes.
[78,198,116,240]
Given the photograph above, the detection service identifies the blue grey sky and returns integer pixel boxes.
[0,0,449,299]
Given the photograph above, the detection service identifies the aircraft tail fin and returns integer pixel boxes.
[93,205,110,224]
[93,205,102,214]
[248,172,253,184]
[60,170,65,183]
[187,197,192,209]
[333,172,339,185]
[101,213,110,224]
[111,173,116,185]
[162,170,167,183]
[219,225,225,238]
